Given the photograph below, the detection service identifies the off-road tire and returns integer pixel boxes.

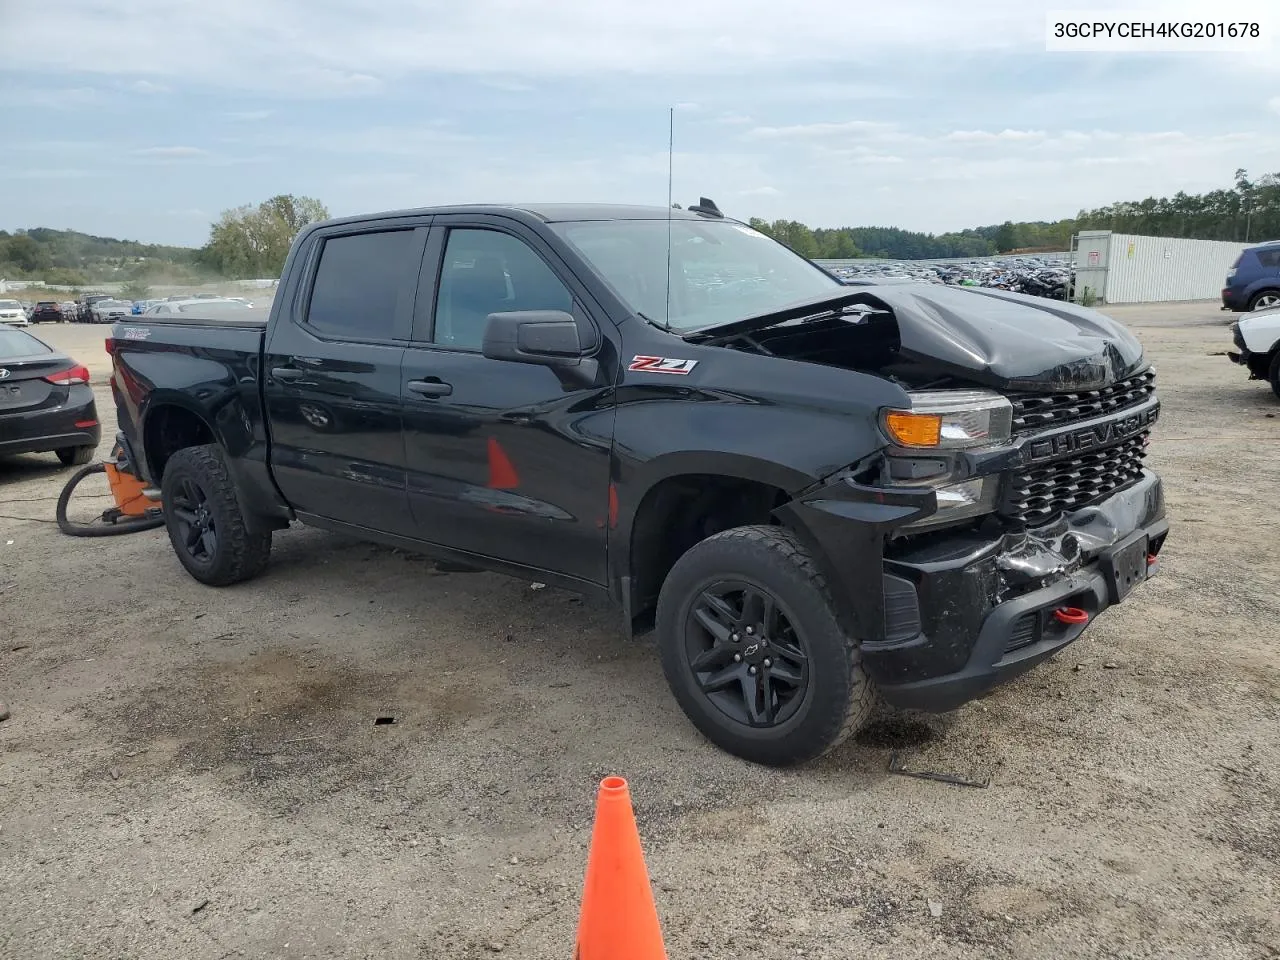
[655,524,878,766]
[160,444,271,586]
[56,445,96,466]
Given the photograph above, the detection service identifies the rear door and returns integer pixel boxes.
[263,219,429,533]
[0,328,75,440]
[399,217,616,583]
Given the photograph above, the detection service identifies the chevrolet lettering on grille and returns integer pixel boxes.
[1025,405,1159,464]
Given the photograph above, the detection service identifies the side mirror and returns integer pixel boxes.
[481,310,589,364]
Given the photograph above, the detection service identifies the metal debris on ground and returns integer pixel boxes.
[887,751,991,788]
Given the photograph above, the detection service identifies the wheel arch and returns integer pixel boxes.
[613,453,818,630]
[140,394,290,531]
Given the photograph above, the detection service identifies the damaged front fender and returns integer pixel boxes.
[774,470,936,643]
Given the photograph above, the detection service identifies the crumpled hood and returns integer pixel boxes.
[867,284,1146,391]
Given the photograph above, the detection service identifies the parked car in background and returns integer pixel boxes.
[0,325,101,465]
[0,299,32,326]
[89,299,133,323]
[131,299,163,315]
[1222,241,1280,312]
[77,294,113,322]
[29,301,65,323]
[142,297,254,316]
[21,301,35,319]
[61,301,78,317]
[1228,304,1280,398]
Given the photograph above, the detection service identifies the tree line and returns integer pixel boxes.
[749,169,1279,260]
[5,170,1279,286]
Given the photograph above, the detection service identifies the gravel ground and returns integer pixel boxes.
[2,303,1278,960]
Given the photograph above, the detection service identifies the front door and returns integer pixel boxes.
[400,219,616,584]
[263,223,427,534]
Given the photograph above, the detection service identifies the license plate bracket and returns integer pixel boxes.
[1102,532,1149,604]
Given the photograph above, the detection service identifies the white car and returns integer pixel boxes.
[143,297,256,317]
[0,299,31,325]
[90,299,133,323]
[1229,306,1280,398]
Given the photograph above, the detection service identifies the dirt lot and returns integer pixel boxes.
[2,304,1278,960]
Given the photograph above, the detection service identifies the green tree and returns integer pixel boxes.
[121,280,152,300]
[199,194,329,279]
[993,221,1018,252]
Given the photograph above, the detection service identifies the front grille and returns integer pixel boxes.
[1003,433,1149,527]
[1009,370,1156,435]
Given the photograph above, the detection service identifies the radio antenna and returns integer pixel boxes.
[664,105,674,330]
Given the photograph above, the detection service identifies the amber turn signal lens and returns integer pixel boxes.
[884,411,942,447]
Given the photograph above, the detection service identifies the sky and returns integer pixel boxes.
[1,0,1278,247]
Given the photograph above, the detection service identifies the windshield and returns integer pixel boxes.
[550,218,842,332]
[0,300,21,309]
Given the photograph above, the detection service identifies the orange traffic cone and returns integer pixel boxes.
[574,776,668,960]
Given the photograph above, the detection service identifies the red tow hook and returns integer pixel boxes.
[1053,607,1090,625]
[1147,553,1158,567]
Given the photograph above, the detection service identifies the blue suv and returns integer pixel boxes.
[1223,241,1280,311]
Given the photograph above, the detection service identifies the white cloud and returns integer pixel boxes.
[746,120,900,141]
[129,79,169,94]
[478,79,534,93]
[0,0,1041,90]
[944,129,1047,143]
[131,146,208,158]
[1,87,101,109]
[0,168,101,180]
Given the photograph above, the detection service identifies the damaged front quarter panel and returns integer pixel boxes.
[775,460,937,644]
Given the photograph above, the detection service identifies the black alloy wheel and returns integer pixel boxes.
[685,580,810,728]
[170,476,219,566]
[655,525,877,766]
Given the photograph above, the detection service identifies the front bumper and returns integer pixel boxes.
[778,465,1167,714]
[866,472,1166,710]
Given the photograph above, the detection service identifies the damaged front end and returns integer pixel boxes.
[773,311,1168,711]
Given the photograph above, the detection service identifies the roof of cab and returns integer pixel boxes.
[307,203,734,232]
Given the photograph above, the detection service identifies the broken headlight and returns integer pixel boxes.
[904,476,1000,531]
[881,390,1013,450]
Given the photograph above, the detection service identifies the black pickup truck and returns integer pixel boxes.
[108,201,1167,765]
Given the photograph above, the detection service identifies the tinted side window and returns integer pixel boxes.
[1254,249,1280,269]
[306,230,417,340]
[433,229,572,349]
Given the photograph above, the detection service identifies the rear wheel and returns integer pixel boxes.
[56,445,96,466]
[655,525,877,766]
[1247,290,1280,312]
[160,444,271,586]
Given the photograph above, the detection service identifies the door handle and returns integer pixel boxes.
[406,379,453,398]
[271,366,306,382]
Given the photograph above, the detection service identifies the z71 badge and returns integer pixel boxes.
[628,355,698,375]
